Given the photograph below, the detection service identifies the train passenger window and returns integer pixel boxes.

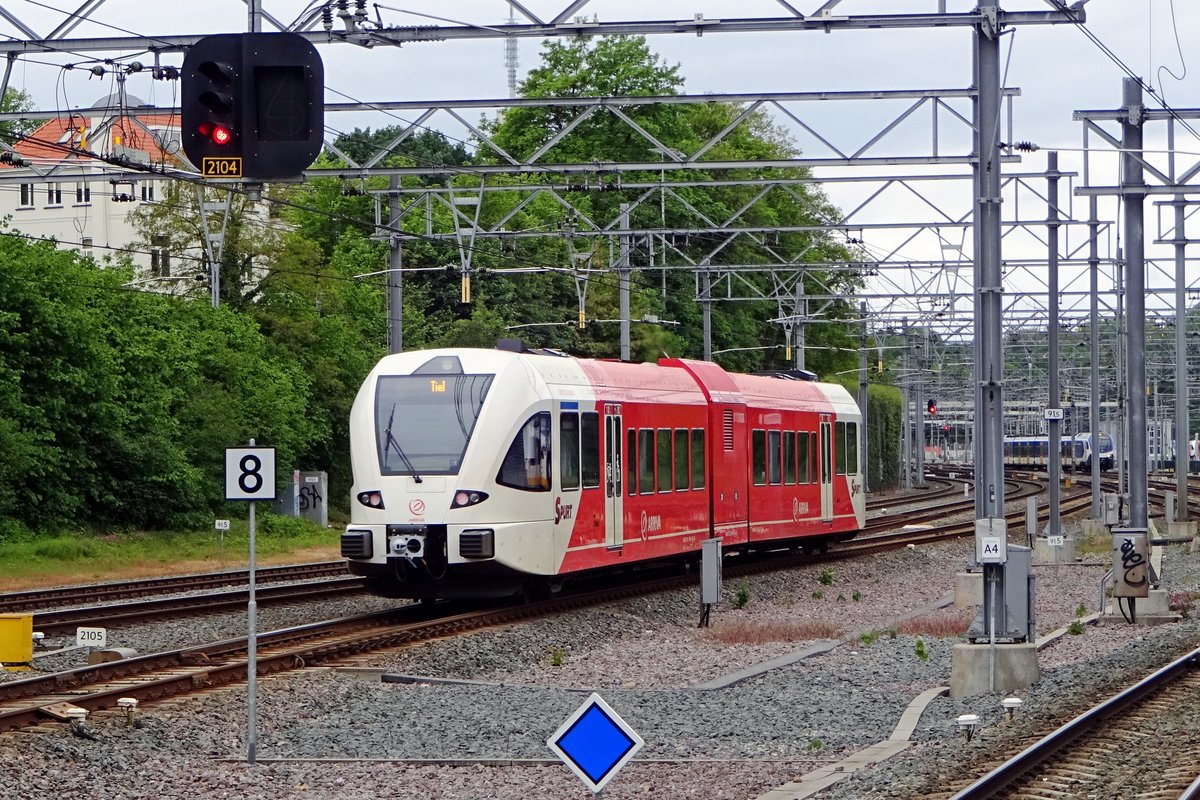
[581,412,600,489]
[798,432,810,484]
[627,429,637,496]
[752,430,767,486]
[835,422,846,475]
[784,432,796,484]
[768,430,782,485]
[674,429,689,490]
[560,413,580,491]
[811,433,819,481]
[639,429,655,494]
[846,422,859,475]
[657,429,672,493]
[691,429,705,489]
[496,412,552,492]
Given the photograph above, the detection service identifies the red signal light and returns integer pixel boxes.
[197,122,233,146]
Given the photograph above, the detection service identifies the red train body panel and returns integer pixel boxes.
[341,347,865,600]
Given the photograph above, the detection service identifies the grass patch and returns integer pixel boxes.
[1075,527,1111,559]
[0,515,339,590]
[708,619,844,645]
[894,611,972,638]
[1169,591,1200,615]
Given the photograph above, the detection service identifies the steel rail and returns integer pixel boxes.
[0,561,349,612]
[28,577,367,636]
[948,645,1200,799]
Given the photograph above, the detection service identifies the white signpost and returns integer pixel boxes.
[75,626,106,649]
[224,443,275,765]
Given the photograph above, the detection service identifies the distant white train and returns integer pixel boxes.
[1002,432,1115,471]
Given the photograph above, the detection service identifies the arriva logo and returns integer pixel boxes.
[408,498,425,515]
[640,511,662,540]
[791,497,810,522]
[554,497,574,525]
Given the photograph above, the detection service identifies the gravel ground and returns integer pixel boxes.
[3,514,1199,800]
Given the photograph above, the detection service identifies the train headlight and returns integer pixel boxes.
[451,490,489,509]
[356,490,385,509]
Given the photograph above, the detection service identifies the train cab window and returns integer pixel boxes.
[784,432,797,484]
[560,413,580,490]
[639,429,655,494]
[752,430,767,486]
[627,429,638,496]
[690,429,705,489]
[798,431,811,484]
[674,429,689,490]
[374,372,492,477]
[581,412,600,489]
[657,429,672,493]
[768,430,782,485]
[497,412,552,491]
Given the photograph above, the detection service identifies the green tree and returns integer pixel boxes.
[0,87,37,141]
[476,36,862,370]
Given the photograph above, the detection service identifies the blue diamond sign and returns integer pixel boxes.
[548,693,644,794]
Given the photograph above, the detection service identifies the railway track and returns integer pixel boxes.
[0,476,1061,735]
[26,577,367,636]
[943,645,1200,799]
[0,561,350,613]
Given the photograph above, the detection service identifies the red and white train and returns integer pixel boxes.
[341,344,866,600]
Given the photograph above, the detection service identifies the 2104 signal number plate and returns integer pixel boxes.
[202,157,243,178]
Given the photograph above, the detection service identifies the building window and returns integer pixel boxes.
[140,182,155,202]
[151,235,170,277]
[46,185,62,205]
[19,183,32,207]
[75,183,91,204]
[80,237,93,258]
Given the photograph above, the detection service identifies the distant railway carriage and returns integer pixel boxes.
[341,345,866,600]
[1002,432,1115,472]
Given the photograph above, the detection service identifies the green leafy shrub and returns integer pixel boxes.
[1067,620,1086,635]
[818,569,834,586]
[733,581,751,609]
[915,637,929,661]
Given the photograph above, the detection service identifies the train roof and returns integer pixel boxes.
[367,347,858,413]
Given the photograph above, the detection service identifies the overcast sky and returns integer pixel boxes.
[2,0,1197,323]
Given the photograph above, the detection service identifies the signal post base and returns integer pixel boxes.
[953,572,983,608]
[1033,536,1076,565]
[949,643,1039,699]
[1103,589,1181,626]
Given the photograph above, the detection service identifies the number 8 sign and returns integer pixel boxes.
[225,447,277,501]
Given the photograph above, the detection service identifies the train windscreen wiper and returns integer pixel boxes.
[384,403,423,483]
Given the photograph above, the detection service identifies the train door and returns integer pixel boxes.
[819,416,833,522]
[604,407,623,549]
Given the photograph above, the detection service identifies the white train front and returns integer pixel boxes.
[341,346,866,600]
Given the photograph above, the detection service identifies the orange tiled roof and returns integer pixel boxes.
[2,111,183,168]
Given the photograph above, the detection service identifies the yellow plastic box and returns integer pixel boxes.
[0,614,33,665]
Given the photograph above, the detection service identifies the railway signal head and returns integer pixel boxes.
[181,34,243,170]
[181,32,324,180]
[927,398,937,415]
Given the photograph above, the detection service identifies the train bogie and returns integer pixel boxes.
[342,346,866,600]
